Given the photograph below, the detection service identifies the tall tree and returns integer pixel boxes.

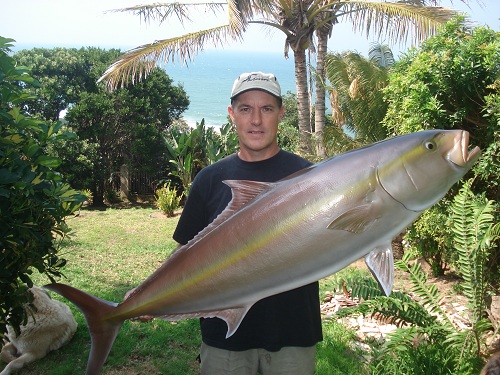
[14,47,121,121]
[15,48,190,206]
[64,68,189,206]
[99,0,459,155]
[325,42,394,145]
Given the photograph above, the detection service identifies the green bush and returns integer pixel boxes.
[81,188,93,205]
[104,189,120,204]
[155,183,182,217]
[0,37,85,338]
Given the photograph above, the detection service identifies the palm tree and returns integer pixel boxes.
[325,43,394,146]
[312,0,470,157]
[98,1,459,155]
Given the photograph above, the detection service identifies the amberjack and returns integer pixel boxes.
[46,129,480,374]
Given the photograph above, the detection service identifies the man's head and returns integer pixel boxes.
[230,72,282,107]
[228,72,285,162]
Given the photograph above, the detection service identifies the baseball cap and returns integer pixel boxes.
[230,72,282,100]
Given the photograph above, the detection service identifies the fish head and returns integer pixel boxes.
[376,130,481,212]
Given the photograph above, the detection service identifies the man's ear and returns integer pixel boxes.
[228,104,235,122]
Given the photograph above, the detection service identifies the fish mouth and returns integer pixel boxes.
[449,130,481,167]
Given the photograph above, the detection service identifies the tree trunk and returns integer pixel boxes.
[293,48,312,155]
[314,29,329,158]
[92,181,106,207]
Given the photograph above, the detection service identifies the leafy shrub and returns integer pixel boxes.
[0,37,85,338]
[404,200,453,276]
[81,188,93,205]
[155,183,182,217]
[104,189,120,204]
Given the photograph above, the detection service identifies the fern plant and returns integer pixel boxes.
[332,178,499,374]
[446,179,498,363]
[335,275,440,329]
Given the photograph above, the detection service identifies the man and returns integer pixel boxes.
[173,72,322,375]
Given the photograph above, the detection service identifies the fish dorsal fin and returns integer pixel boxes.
[365,243,394,296]
[182,180,274,249]
[327,205,377,233]
[208,180,273,229]
[223,180,274,208]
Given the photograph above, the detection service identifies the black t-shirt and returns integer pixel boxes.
[173,150,323,352]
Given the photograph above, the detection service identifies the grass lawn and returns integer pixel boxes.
[2,206,367,374]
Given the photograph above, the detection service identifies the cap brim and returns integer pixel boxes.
[230,88,282,100]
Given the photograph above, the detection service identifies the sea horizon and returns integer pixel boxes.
[165,50,299,128]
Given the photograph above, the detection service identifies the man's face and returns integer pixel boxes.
[228,90,284,161]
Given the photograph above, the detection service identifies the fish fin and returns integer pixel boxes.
[216,305,253,338]
[327,205,377,233]
[223,180,274,209]
[157,305,253,339]
[179,180,275,251]
[364,244,394,296]
[44,283,123,375]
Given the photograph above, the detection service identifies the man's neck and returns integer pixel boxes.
[237,147,280,162]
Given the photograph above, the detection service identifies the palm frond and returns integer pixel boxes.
[444,318,492,361]
[324,50,389,142]
[346,276,385,300]
[335,294,439,328]
[107,3,226,26]
[368,42,395,68]
[339,1,459,45]
[382,324,451,354]
[98,25,238,90]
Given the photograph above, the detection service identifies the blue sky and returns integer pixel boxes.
[2,0,499,56]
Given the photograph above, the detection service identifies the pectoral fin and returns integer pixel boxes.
[327,205,378,233]
[365,244,394,296]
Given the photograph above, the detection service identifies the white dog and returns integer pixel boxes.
[0,286,77,375]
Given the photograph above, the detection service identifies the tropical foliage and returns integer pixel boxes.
[382,17,500,273]
[324,43,394,147]
[0,37,86,338]
[165,120,239,194]
[333,179,499,374]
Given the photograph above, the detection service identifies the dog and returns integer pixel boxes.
[482,351,500,375]
[0,286,77,375]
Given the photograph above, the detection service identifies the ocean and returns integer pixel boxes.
[164,50,298,128]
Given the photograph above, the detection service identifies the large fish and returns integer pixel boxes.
[46,129,480,374]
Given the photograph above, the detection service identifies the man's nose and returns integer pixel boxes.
[251,110,262,125]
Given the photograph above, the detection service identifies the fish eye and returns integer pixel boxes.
[424,141,436,151]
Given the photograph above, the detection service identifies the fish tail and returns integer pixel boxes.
[44,283,123,375]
